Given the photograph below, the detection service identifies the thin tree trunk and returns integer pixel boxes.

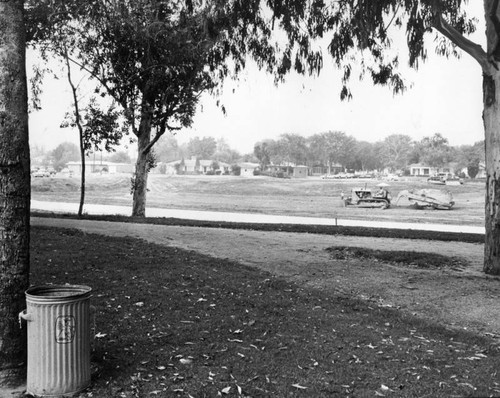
[0,0,30,386]
[63,47,86,217]
[132,115,152,217]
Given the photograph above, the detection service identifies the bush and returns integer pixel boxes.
[231,165,241,176]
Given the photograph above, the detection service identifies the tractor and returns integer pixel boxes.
[343,187,391,209]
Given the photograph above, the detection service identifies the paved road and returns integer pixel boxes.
[31,200,485,234]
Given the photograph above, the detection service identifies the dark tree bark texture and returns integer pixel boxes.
[0,0,30,386]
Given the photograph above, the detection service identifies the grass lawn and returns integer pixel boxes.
[31,174,486,226]
[30,226,500,398]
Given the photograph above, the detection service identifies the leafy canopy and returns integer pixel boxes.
[26,0,476,120]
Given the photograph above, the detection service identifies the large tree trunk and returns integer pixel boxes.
[483,71,500,274]
[0,0,30,386]
[483,0,500,274]
[132,115,152,217]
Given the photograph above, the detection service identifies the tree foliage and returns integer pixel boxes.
[109,151,132,164]
[353,140,383,171]
[187,136,217,159]
[380,134,415,171]
[50,142,80,171]
[155,135,184,163]
[26,0,316,216]
[457,140,485,178]
[214,137,240,164]
[254,140,272,169]
[415,132,455,168]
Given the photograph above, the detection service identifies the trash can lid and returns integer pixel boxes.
[25,284,92,303]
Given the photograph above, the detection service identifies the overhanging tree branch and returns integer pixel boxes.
[432,13,490,72]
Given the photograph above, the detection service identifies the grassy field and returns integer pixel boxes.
[32,174,486,226]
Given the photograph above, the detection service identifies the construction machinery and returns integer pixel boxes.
[343,187,391,209]
[395,189,454,210]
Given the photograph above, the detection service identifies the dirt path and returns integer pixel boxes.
[32,217,500,341]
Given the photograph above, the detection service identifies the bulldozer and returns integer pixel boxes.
[343,187,391,209]
[394,188,454,210]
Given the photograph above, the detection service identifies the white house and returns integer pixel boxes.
[158,159,232,175]
[66,161,134,174]
[239,162,260,177]
[409,164,455,177]
[292,165,309,178]
[409,164,436,176]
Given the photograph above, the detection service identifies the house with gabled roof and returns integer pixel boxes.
[157,158,231,175]
[238,162,260,177]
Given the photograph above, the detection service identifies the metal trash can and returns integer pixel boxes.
[19,284,92,397]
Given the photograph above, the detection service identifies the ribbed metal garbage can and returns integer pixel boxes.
[19,284,92,397]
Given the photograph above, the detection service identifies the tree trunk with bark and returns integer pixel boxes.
[483,0,500,274]
[132,113,153,217]
[483,6,500,274]
[432,1,500,274]
[483,84,500,273]
[0,0,30,386]
[63,48,86,217]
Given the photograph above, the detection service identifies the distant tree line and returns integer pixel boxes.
[254,132,485,177]
[153,136,242,165]
[30,135,245,171]
[31,142,132,171]
[33,132,485,178]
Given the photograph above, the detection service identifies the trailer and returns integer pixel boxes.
[395,189,454,210]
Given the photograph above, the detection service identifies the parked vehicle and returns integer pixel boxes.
[383,174,399,181]
[427,176,446,185]
[33,169,50,178]
[395,189,454,210]
[427,173,463,186]
[60,168,74,177]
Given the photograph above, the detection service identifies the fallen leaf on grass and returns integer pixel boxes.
[221,386,231,394]
[292,384,307,390]
[459,382,476,390]
[380,384,393,391]
[94,332,107,338]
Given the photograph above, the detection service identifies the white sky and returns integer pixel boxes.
[28,3,486,155]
